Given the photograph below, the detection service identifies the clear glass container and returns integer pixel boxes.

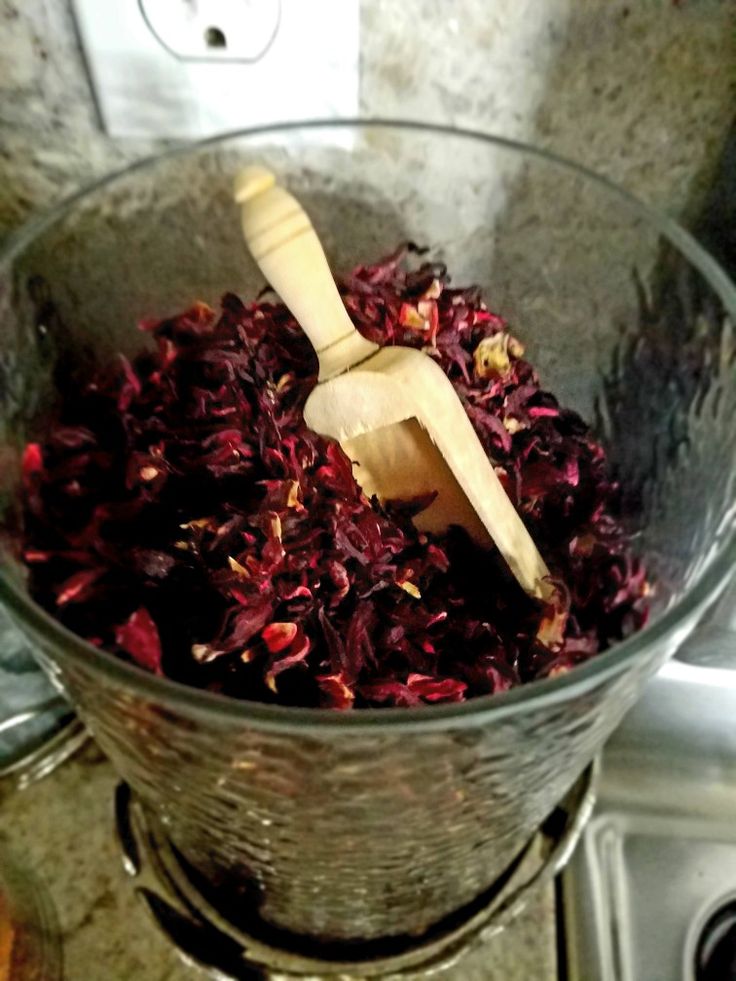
[1,121,735,942]
[0,845,61,980]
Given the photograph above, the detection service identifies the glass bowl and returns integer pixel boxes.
[0,844,61,980]
[1,121,735,943]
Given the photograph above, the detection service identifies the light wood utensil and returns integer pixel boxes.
[234,166,551,600]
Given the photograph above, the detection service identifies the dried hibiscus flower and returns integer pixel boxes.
[20,245,648,709]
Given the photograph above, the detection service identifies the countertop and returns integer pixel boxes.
[0,742,558,980]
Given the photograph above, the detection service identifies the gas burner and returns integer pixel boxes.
[115,763,596,979]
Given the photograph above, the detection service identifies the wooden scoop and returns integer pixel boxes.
[234,166,551,600]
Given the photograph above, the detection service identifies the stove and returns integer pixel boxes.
[562,617,736,981]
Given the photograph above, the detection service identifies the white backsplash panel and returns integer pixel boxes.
[72,0,359,138]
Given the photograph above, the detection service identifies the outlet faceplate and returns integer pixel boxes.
[73,0,358,138]
[140,0,281,62]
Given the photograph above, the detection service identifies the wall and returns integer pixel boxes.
[0,0,734,240]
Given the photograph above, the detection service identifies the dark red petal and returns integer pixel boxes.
[262,622,298,654]
[407,673,467,703]
[115,607,163,674]
[55,568,103,606]
[22,443,43,487]
[317,673,355,709]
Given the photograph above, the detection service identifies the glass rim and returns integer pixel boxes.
[2,117,736,734]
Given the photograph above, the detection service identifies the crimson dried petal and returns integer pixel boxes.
[521,461,568,500]
[262,622,298,653]
[55,568,104,606]
[406,673,467,703]
[265,626,311,690]
[23,549,53,563]
[316,672,355,709]
[115,607,163,674]
[467,407,512,454]
[20,242,647,707]
[22,443,43,487]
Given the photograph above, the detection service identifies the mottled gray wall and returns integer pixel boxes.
[1,0,734,240]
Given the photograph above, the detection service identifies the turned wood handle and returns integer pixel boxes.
[234,166,378,381]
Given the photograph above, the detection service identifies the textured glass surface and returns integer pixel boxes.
[1,123,735,941]
[0,842,61,980]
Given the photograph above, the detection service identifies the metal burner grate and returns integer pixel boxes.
[114,762,596,979]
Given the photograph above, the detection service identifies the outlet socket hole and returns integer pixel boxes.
[204,26,227,49]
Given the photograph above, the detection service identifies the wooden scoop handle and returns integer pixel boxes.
[234,166,378,381]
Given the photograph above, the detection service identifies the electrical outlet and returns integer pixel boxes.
[139,0,281,62]
[72,0,358,138]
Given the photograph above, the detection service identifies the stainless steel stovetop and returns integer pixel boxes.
[562,607,736,981]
